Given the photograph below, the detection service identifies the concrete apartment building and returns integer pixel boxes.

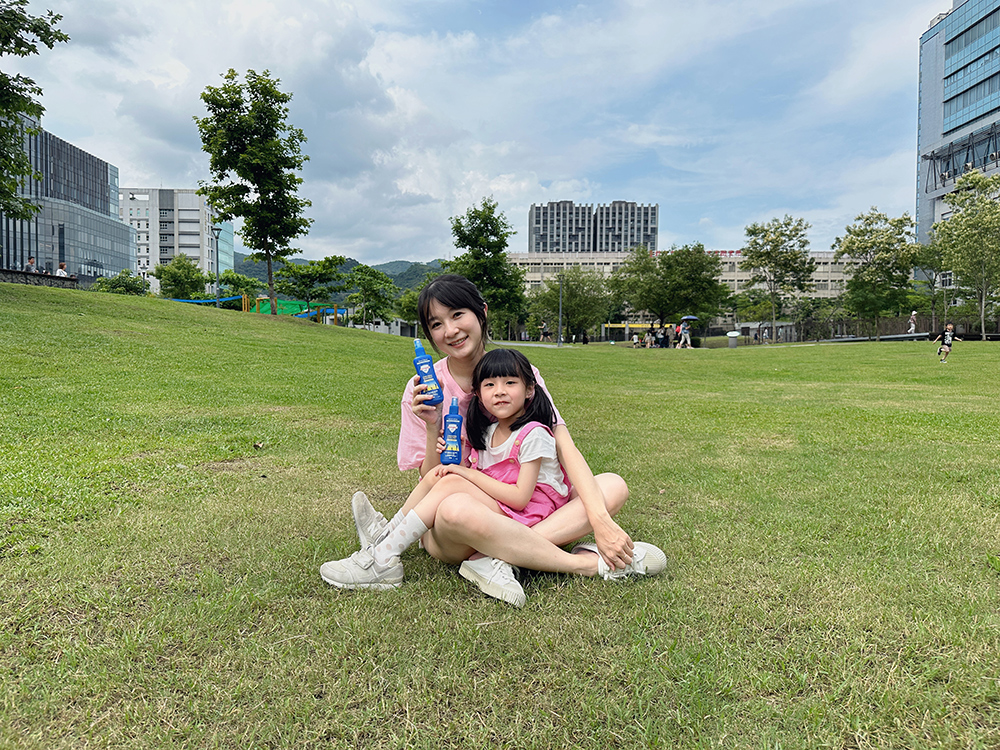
[119,188,233,294]
[0,121,135,284]
[917,0,1000,246]
[514,201,658,291]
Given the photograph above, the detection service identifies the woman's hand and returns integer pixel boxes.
[410,375,443,426]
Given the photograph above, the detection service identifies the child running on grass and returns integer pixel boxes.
[320,348,665,604]
[933,322,962,363]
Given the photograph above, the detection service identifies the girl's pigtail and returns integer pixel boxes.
[465,393,491,451]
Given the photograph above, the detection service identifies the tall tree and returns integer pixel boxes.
[195,69,313,315]
[933,169,1000,339]
[347,264,398,329]
[740,215,816,339]
[153,255,212,300]
[611,243,728,325]
[833,208,916,341]
[445,197,525,338]
[610,245,664,322]
[274,255,348,319]
[531,265,611,340]
[912,233,948,332]
[0,2,68,220]
[661,243,730,322]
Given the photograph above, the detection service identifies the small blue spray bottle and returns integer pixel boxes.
[412,339,444,406]
[440,397,463,465]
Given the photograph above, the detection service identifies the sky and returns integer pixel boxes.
[9,0,948,265]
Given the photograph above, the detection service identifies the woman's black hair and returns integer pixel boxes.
[417,274,490,353]
[466,349,556,451]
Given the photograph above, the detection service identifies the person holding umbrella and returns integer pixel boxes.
[679,316,697,348]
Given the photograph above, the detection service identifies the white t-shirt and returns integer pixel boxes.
[477,422,567,496]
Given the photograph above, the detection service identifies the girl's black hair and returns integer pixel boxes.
[466,349,556,451]
[417,274,490,353]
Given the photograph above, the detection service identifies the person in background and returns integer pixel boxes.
[23,256,37,273]
[907,311,917,334]
[55,262,68,277]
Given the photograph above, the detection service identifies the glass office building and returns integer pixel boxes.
[918,0,1000,242]
[0,122,135,283]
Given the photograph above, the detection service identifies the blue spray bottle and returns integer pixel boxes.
[412,339,443,406]
[440,397,463,465]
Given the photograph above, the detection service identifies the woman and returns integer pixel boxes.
[344,275,660,605]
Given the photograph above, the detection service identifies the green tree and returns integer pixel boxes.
[0,2,68,220]
[912,234,949,332]
[611,243,728,325]
[195,69,313,316]
[531,265,611,341]
[347,265,398,329]
[89,270,150,296]
[661,243,730,321]
[152,255,212,300]
[740,215,816,340]
[395,287,420,327]
[832,208,916,341]
[219,269,265,299]
[445,197,525,338]
[274,255,348,319]
[610,245,662,322]
[933,169,1000,339]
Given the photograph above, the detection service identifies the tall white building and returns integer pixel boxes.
[119,188,233,294]
[595,201,658,253]
[528,201,658,254]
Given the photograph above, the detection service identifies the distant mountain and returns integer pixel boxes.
[233,253,444,292]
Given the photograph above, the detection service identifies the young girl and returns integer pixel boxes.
[320,348,665,604]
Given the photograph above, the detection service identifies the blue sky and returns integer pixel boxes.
[11,0,947,264]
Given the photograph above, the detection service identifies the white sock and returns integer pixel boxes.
[384,510,405,534]
[373,511,428,565]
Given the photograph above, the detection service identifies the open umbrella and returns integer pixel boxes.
[681,315,699,321]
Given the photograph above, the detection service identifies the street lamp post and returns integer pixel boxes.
[211,225,222,308]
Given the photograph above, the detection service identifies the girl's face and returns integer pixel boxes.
[478,374,533,423]
[425,298,486,361]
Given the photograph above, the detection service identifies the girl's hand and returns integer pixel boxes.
[410,375,443,426]
[435,435,447,455]
[437,463,469,479]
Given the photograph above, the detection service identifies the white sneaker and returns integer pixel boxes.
[459,556,526,607]
[351,491,388,548]
[571,542,667,581]
[320,547,403,590]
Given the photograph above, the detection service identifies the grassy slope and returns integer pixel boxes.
[2,283,1000,748]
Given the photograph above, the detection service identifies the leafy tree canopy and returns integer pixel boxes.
[274,255,348,314]
[740,215,815,336]
[611,243,728,325]
[531,265,611,339]
[444,196,525,332]
[347,264,398,328]
[152,255,211,300]
[934,169,1000,339]
[833,207,916,340]
[89,270,150,296]
[195,69,313,314]
[219,269,265,299]
[0,1,68,220]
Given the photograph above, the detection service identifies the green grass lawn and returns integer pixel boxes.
[3,283,1000,749]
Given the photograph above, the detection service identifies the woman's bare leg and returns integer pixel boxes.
[422,492,599,576]
[528,472,629,547]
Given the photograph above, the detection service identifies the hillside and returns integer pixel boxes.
[233,252,442,292]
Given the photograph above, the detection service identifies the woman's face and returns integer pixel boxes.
[425,298,486,361]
